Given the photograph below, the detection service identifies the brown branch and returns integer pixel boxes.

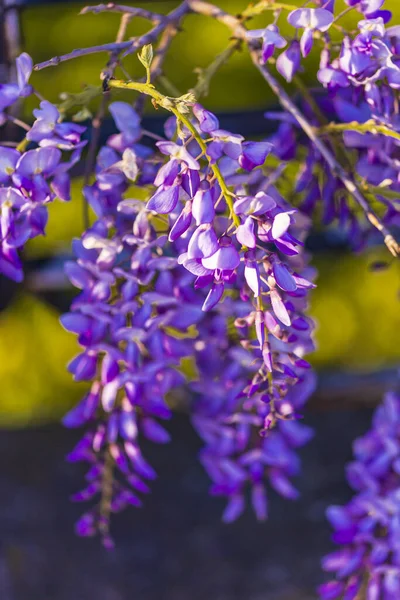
[187,0,248,39]
[82,9,133,229]
[80,3,164,22]
[34,3,189,71]
[34,41,132,70]
[120,2,189,59]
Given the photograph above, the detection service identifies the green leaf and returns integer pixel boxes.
[138,44,153,70]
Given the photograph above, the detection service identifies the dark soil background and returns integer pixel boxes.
[0,408,373,600]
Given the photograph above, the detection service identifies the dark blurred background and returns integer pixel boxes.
[0,1,399,598]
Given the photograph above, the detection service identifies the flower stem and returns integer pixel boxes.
[172,109,240,227]
[317,120,400,143]
[16,138,29,153]
[107,78,240,227]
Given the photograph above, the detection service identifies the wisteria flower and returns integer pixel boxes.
[0,53,33,113]
[27,100,86,149]
[246,25,287,63]
[288,8,334,57]
[276,41,301,82]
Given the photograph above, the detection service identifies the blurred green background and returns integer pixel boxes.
[0,0,399,426]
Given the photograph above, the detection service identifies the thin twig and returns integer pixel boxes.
[250,56,400,257]
[80,3,164,22]
[6,115,31,132]
[34,3,189,71]
[34,41,132,70]
[187,0,248,39]
[318,119,400,143]
[141,128,165,142]
[121,2,189,59]
[82,10,132,228]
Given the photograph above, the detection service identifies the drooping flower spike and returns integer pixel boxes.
[319,389,400,600]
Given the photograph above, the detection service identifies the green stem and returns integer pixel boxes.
[16,138,29,153]
[172,109,240,226]
[241,1,300,18]
[108,78,240,227]
[317,119,400,143]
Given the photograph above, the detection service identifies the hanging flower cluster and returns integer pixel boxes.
[0,54,86,281]
[262,5,400,252]
[319,389,400,599]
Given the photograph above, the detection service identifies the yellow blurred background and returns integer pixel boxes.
[0,0,399,426]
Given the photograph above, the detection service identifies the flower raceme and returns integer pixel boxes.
[319,390,400,599]
[0,56,86,281]
[55,97,317,543]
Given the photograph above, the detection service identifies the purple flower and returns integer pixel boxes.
[236,216,256,248]
[244,250,260,296]
[318,65,350,88]
[108,102,141,148]
[0,53,33,113]
[192,103,220,133]
[348,0,391,22]
[201,235,240,271]
[157,140,200,170]
[288,8,334,57]
[276,41,301,82]
[320,390,400,599]
[16,147,61,178]
[288,8,334,31]
[0,147,20,184]
[27,101,59,142]
[239,141,273,171]
[207,130,244,161]
[234,191,276,216]
[27,100,86,150]
[168,201,193,242]
[187,224,219,260]
[192,181,215,225]
[358,16,386,37]
[247,25,287,63]
[147,184,180,214]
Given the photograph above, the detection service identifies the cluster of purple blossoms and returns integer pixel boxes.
[191,315,316,522]
[0,53,86,281]
[60,102,209,545]
[132,102,317,522]
[319,389,400,599]
[249,0,400,250]
[55,92,318,542]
